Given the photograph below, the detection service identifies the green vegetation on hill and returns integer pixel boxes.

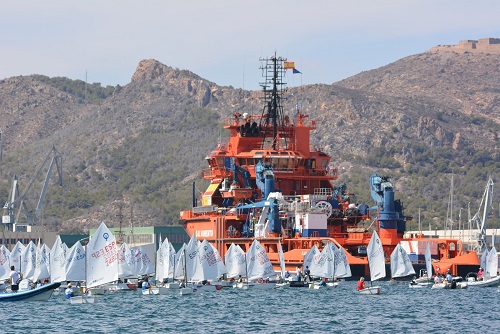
[32,75,116,103]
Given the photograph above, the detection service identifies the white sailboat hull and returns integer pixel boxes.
[234,282,276,290]
[409,282,431,288]
[69,295,96,304]
[309,282,339,289]
[358,286,381,295]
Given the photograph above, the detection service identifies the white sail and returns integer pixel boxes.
[21,241,37,280]
[390,243,416,278]
[9,241,25,272]
[310,244,335,279]
[209,242,227,279]
[480,248,489,271]
[131,245,155,276]
[278,242,286,279]
[485,247,498,278]
[155,238,170,282]
[191,239,223,282]
[117,243,135,279]
[168,242,176,278]
[246,239,275,281]
[184,234,199,281]
[50,236,67,282]
[86,222,119,288]
[367,231,386,282]
[66,241,86,281]
[225,244,246,279]
[424,242,433,279]
[33,243,51,281]
[302,244,320,273]
[174,244,186,280]
[0,245,11,280]
[332,245,352,278]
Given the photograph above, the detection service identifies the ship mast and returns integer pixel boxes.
[259,53,287,150]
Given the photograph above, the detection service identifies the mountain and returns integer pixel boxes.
[0,39,499,233]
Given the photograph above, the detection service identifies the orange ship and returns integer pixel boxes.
[180,54,479,278]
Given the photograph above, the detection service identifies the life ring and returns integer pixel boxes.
[258,278,264,284]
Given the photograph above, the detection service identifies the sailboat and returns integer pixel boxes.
[389,243,418,287]
[275,242,290,288]
[410,242,433,288]
[49,236,67,284]
[0,245,11,290]
[309,242,337,289]
[237,239,276,290]
[333,244,352,280]
[187,239,226,293]
[359,231,385,295]
[70,222,119,304]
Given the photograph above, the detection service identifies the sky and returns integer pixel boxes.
[2,0,500,91]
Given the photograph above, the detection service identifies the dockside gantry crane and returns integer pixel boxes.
[2,146,63,231]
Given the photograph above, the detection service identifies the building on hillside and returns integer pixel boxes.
[93,225,190,251]
[0,225,87,250]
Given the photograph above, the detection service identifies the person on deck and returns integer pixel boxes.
[296,266,302,282]
[445,270,453,284]
[9,266,21,293]
[357,277,366,291]
[142,277,150,292]
[65,283,75,298]
[478,267,484,281]
[304,266,311,282]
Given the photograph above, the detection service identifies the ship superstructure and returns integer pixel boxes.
[180,54,479,278]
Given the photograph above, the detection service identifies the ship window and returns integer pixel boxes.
[255,151,264,155]
[247,158,255,166]
[321,159,328,168]
[217,158,225,167]
[238,158,246,165]
[279,158,288,169]
[449,242,455,251]
[272,158,279,169]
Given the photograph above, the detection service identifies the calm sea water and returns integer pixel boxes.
[10,282,500,334]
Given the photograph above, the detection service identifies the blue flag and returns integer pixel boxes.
[293,68,301,74]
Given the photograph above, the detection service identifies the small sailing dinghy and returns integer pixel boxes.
[410,242,433,288]
[309,243,337,289]
[70,222,119,304]
[236,239,276,290]
[358,231,385,295]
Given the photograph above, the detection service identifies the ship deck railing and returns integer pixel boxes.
[202,166,338,179]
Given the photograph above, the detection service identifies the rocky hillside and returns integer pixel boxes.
[0,41,499,233]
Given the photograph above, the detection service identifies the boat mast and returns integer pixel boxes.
[259,53,286,150]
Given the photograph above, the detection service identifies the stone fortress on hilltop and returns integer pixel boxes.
[429,37,500,54]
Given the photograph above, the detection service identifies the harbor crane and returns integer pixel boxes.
[470,177,494,253]
[2,146,63,231]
